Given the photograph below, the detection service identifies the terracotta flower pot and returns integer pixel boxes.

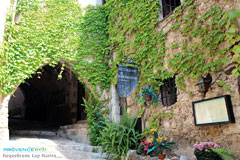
[144,95,152,101]
[158,154,166,160]
[143,153,147,156]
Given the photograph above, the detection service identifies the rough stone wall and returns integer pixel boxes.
[0,95,9,143]
[126,0,240,158]
[0,0,10,43]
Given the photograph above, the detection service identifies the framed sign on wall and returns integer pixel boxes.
[192,95,235,126]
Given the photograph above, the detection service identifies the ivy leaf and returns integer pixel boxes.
[232,45,240,55]
[217,81,225,87]
[228,10,240,20]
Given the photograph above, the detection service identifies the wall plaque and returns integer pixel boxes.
[192,95,235,126]
[117,65,138,97]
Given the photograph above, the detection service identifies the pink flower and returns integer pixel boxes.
[193,144,198,148]
[140,142,144,146]
[192,148,195,152]
[144,141,149,145]
[197,144,204,151]
[207,142,214,147]
[214,144,220,148]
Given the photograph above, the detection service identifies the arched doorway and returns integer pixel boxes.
[8,63,86,134]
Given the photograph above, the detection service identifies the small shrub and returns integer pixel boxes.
[82,93,108,146]
[97,109,141,160]
[92,147,99,153]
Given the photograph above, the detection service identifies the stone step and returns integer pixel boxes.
[58,130,90,144]
[11,130,57,136]
[57,128,88,137]
[60,128,89,135]
[58,120,91,145]
[59,150,106,160]
[57,145,103,153]
[59,123,88,129]
[77,120,87,124]
[9,135,106,160]
[65,134,90,144]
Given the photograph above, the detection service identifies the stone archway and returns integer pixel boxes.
[1,62,87,140]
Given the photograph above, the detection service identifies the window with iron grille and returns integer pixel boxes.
[161,0,181,17]
[160,77,177,106]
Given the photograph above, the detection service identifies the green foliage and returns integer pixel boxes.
[211,148,240,160]
[82,93,108,146]
[97,109,141,159]
[105,0,165,88]
[73,5,110,91]
[1,0,110,95]
[147,131,175,155]
[143,110,174,136]
[136,85,161,105]
[92,147,99,153]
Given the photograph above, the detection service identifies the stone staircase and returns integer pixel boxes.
[9,120,105,159]
[57,120,91,145]
[9,134,106,160]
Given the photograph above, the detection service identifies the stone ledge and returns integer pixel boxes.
[125,150,195,160]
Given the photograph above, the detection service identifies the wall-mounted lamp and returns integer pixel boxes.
[196,73,212,97]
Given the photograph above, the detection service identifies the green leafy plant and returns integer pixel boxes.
[211,148,240,160]
[92,147,99,153]
[143,110,174,136]
[147,131,175,155]
[82,93,109,146]
[97,109,141,160]
[136,85,160,105]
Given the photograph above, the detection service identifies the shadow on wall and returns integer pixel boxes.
[8,88,25,118]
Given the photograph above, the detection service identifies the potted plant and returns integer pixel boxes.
[192,142,240,160]
[137,140,154,156]
[136,85,160,105]
[147,131,175,159]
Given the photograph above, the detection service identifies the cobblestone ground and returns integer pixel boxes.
[0,135,106,160]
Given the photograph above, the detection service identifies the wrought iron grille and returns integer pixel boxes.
[160,77,177,106]
[162,0,181,17]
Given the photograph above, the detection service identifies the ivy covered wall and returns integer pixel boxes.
[0,0,110,96]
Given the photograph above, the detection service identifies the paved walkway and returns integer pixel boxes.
[0,135,106,160]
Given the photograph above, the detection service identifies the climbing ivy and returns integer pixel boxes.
[0,0,110,95]
[0,0,239,97]
[73,5,110,90]
[105,0,168,90]
[105,0,240,93]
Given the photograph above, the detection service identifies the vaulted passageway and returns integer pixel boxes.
[8,63,86,133]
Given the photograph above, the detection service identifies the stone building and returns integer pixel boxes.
[113,0,240,158]
[0,0,240,159]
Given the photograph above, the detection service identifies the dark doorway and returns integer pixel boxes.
[77,82,86,120]
[135,117,142,134]
[8,63,85,132]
